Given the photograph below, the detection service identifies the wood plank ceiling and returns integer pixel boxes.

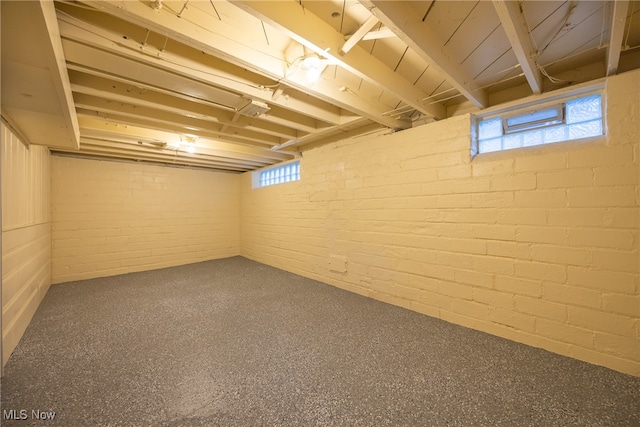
[2,0,639,172]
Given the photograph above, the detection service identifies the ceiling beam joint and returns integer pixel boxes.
[361,0,488,109]
[492,0,543,94]
[606,0,630,76]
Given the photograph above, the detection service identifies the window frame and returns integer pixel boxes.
[471,82,606,156]
[252,159,301,189]
[502,104,564,134]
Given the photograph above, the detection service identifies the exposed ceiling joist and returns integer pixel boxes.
[340,15,380,55]
[233,0,446,120]
[61,37,243,111]
[1,0,80,149]
[74,95,283,147]
[361,0,489,109]
[492,0,543,94]
[77,107,278,150]
[69,72,300,140]
[68,60,321,138]
[272,116,374,150]
[58,140,253,172]
[276,117,385,151]
[606,0,630,76]
[78,0,408,130]
[78,116,292,163]
[5,0,638,174]
[362,27,396,41]
[56,13,340,130]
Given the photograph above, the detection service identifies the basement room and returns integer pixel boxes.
[1,0,639,425]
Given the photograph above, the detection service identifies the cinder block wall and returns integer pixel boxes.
[51,157,240,283]
[240,70,640,376]
[1,124,51,367]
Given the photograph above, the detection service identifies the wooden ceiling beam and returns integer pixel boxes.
[79,138,268,168]
[74,94,284,146]
[76,107,278,150]
[606,0,630,76]
[77,116,292,162]
[492,0,543,94]
[275,118,382,151]
[233,0,446,120]
[56,15,338,131]
[69,71,301,140]
[2,1,80,148]
[76,0,409,129]
[340,15,379,55]
[361,0,489,109]
[56,141,253,172]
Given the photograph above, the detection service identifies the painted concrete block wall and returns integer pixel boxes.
[1,123,51,368]
[51,157,240,283]
[240,70,640,376]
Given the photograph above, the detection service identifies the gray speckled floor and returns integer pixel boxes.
[1,257,638,426]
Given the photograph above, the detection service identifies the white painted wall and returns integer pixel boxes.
[240,70,640,376]
[1,123,52,368]
[51,157,240,283]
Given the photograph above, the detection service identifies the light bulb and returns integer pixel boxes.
[302,55,321,69]
[306,67,321,84]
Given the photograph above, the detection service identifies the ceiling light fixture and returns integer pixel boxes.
[180,134,198,154]
[302,54,326,85]
[238,99,270,117]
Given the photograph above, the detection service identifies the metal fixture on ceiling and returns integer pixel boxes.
[237,99,271,117]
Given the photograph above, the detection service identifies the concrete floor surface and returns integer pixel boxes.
[1,256,639,426]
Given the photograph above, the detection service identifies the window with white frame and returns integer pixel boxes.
[255,161,300,188]
[474,91,604,154]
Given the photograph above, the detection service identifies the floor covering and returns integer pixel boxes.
[1,256,639,426]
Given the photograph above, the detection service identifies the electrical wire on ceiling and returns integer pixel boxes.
[57,1,289,88]
[338,0,346,34]
[521,0,619,73]
[598,0,608,49]
[520,0,578,84]
[536,1,578,56]
[261,21,270,46]
[383,60,527,117]
[623,1,637,50]
[57,0,98,11]
[56,7,282,96]
[209,0,221,21]
[58,2,349,115]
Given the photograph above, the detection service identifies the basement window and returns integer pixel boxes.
[473,91,604,154]
[254,161,300,188]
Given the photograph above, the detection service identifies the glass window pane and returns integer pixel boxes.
[473,92,604,156]
[479,118,502,139]
[479,137,502,153]
[566,94,601,124]
[522,129,543,147]
[568,119,602,139]
[502,134,523,150]
[544,126,567,144]
[257,161,301,188]
[506,108,561,127]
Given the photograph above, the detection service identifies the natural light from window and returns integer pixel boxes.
[476,93,604,154]
[256,161,300,188]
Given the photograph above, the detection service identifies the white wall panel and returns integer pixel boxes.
[1,122,51,368]
[1,124,51,230]
[51,156,240,283]
[240,70,640,376]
